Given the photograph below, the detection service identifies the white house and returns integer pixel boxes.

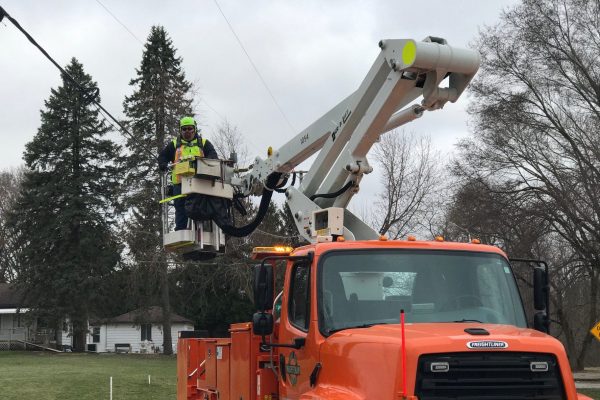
[0,284,195,353]
[84,306,194,354]
[0,283,30,347]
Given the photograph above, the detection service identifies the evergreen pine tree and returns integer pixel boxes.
[122,26,193,355]
[9,58,121,352]
[0,167,25,283]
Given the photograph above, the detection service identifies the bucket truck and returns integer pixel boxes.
[163,37,589,400]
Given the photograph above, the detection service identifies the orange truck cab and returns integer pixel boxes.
[177,240,592,400]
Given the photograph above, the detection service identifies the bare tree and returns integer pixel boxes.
[0,167,25,282]
[370,130,440,239]
[456,0,600,370]
[442,178,550,248]
[442,177,597,367]
[209,119,249,167]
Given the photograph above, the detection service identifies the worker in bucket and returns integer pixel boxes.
[158,116,218,230]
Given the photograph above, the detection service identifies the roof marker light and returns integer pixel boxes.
[251,246,293,259]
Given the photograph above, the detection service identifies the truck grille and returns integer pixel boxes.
[415,352,565,400]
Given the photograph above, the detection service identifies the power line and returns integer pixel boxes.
[212,0,296,135]
[94,1,238,141]
[0,6,156,157]
[94,0,144,45]
[201,99,225,121]
[252,228,303,240]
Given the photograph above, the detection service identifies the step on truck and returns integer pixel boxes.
[164,37,590,399]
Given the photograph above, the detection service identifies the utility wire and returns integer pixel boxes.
[252,228,303,240]
[96,0,144,46]
[201,99,225,121]
[212,0,296,135]
[94,0,238,146]
[94,0,144,45]
[0,6,156,157]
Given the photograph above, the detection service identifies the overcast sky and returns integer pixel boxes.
[0,0,518,214]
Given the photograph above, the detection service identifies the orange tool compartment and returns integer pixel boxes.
[178,323,277,400]
[176,337,206,400]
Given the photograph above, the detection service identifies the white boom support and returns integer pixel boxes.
[236,37,479,242]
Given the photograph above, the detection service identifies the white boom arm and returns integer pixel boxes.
[235,37,480,243]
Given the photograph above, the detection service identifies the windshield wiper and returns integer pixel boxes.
[451,319,483,323]
[328,322,392,335]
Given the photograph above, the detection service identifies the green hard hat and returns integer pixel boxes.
[180,116,196,127]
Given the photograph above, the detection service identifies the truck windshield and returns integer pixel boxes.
[318,250,527,335]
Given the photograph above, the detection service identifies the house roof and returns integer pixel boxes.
[106,306,193,325]
[0,283,24,309]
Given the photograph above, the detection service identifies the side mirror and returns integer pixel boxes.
[252,312,274,336]
[511,259,551,333]
[533,311,549,333]
[533,267,547,311]
[254,264,274,312]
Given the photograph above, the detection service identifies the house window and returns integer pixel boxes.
[13,313,23,328]
[141,324,152,341]
[92,327,100,343]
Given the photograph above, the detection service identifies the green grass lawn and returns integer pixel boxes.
[0,351,598,399]
[580,388,600,399]
[0,351,176,400]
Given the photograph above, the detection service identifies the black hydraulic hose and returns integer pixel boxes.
[275,175,288,189]
[274,172,298,194]
[309,180,355,201]
[274,174,289,193]
[215,173,282,237]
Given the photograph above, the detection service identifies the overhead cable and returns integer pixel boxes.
[93,1,233,142]
[252,229,303,240]
[94,0,144,45]
[212,0,296,135]
[0,6,156,156]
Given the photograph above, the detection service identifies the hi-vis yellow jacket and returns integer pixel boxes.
[171,137,207,184]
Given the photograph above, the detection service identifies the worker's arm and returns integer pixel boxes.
[202,139,218,159]
[158,141,175,171]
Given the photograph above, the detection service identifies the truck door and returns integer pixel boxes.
[278,259,318,398]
